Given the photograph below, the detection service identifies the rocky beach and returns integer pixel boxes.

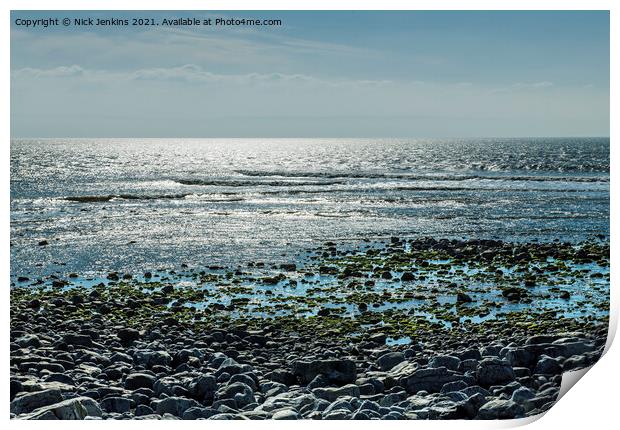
[10,237,609,420]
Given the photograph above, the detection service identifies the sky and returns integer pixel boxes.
[10,10,610,138]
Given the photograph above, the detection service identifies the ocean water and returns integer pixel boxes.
[10,138,609,278]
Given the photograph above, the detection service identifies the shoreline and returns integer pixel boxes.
[10,237,610,420]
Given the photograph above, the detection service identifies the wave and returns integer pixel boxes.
[258,186,595,196]
[234,169,608,183]
[175,178,345,187]
[62,194,245,203]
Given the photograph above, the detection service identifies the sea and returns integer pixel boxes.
[10,138,609,278]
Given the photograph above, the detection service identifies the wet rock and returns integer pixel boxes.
[292,359,357,385]
[401,367,462,394]
[154,397,200,417]
[63,333,93,347]
[182,406,218,420]
[215,382,255,409]
[456,292,473,303]
[312,384,361,402]
[377,352,405,371]
[264,369,297,386]
[400,272,416,282]
[511,386,536,403]
[135,405,154,417]
[134,350,172,368]
[10,389,63,414]
[476,358,515,387]
[534,356,563,375]
[272,409,300,420]
[20,397,102,420]
[477,399,524,419]
[429,355,461,371]
[117,328,140,345]
[16,334,41,348]
[100,397,132,413]
[187,375,217,401]
[125,373,156,390]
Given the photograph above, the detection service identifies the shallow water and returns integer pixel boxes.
[10,138,609,278]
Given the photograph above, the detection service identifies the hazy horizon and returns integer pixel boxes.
[11,10,610,138]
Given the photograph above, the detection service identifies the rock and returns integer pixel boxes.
[11,389,63,414]
[456,292,473,303]
[217,357,244,376]
[401,367,462,394]
[229,373,258,391]
[182,406,218,420]
[20,397,102,420]
[511,387,536,403]
[501,287,528,302]
[155,397,200,417]
[215,382,255,409]
[534,356,563,375]
[135,405,155,416]
[134,350,172,368]
[272,409,300,420]
[63,333,93,347]
[312,384,361,402]
[100,397,132,413]
[428,355,461,371]
[117,328,140,345]
[368,333,388,344]
[292,359,357,385]
[16,334,41,348]
[377,352,405,371]
[265,369,297,386]
[440,380,469,393]
[317,308,331,317]
[475,358,515,387]
[400,272,416,282]
[559,291,571,300]
[11,379,23,400]
[307,374,329,389]
[525,335,560,345]
[477,399,524,419]
[125,373,156,390]
[187,375,217,401]
[153,376,183,396]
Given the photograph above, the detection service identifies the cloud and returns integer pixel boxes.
[12,64,392,88]
[12,65,86,78]
[513,81,554,89]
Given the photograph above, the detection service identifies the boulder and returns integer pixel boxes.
[477,399,524,419]
[117,328,140,345]
[215,382,255,409]
[20,397,102,420]
[429,355,461,371]
[100,397,132,413]
[292,359,357,385]
[125,373,156,390]
[155,397,200,417]
[534,356,563,375]
[376,352,405,371]
[401,367,462,394]
[476,358,515,387]
[11,389,63,414]
[312,384,361,402]
[134,350,172,368]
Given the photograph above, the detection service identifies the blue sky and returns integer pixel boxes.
[11,11,609,137]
